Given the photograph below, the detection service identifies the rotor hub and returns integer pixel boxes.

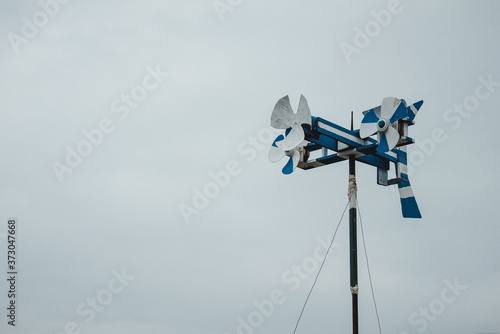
[377,118,389,131]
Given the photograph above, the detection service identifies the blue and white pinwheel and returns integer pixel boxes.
[268,95,312,174]
[359,97,408,153]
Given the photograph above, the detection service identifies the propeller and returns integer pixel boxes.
[268,134,308,175]
[270,95,312,151]
[359,97,407,153]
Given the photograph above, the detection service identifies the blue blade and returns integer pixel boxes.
[389,102,408,124]
[376,126,399,153]
[282,156,295,175]
[376,132,390,153]
[272,134,285,147]
[282,150,300,175]
[360,109,380,138]
[362,108,379,123]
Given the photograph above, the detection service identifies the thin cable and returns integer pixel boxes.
[291,200,349,334]
[357,199,382,334]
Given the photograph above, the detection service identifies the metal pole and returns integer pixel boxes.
[349,112,359,334]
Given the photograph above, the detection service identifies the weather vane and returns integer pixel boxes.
[268,95,423,333]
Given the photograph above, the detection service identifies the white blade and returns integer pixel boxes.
[296,95,312,126]
[377,126,400,152]
[384,126,400,150]
[271,95,294,129]
[268,145,285,163]
[298,140,308,147]
[362,105,381,118]
[282,149,300,175]
[380,97,400,120]
[360,122,378,139]
[275,125,304,151]
[359,108,380,138]
[389,100,408,124]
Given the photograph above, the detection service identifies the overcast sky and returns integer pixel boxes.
[1,1,500,333]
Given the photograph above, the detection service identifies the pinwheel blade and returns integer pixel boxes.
[360,108,380,138]
[271,96,295,129]
[268,135,286,163]
[389,100,408,124]
[380,97,400,120]
[282,150,300,175]
[377,126,400,153]
[296,95,312,126]
[276,125,305,151]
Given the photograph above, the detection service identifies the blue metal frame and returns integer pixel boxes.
[292,100,424,218]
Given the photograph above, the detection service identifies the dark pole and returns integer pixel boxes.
[349,111,359,334]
